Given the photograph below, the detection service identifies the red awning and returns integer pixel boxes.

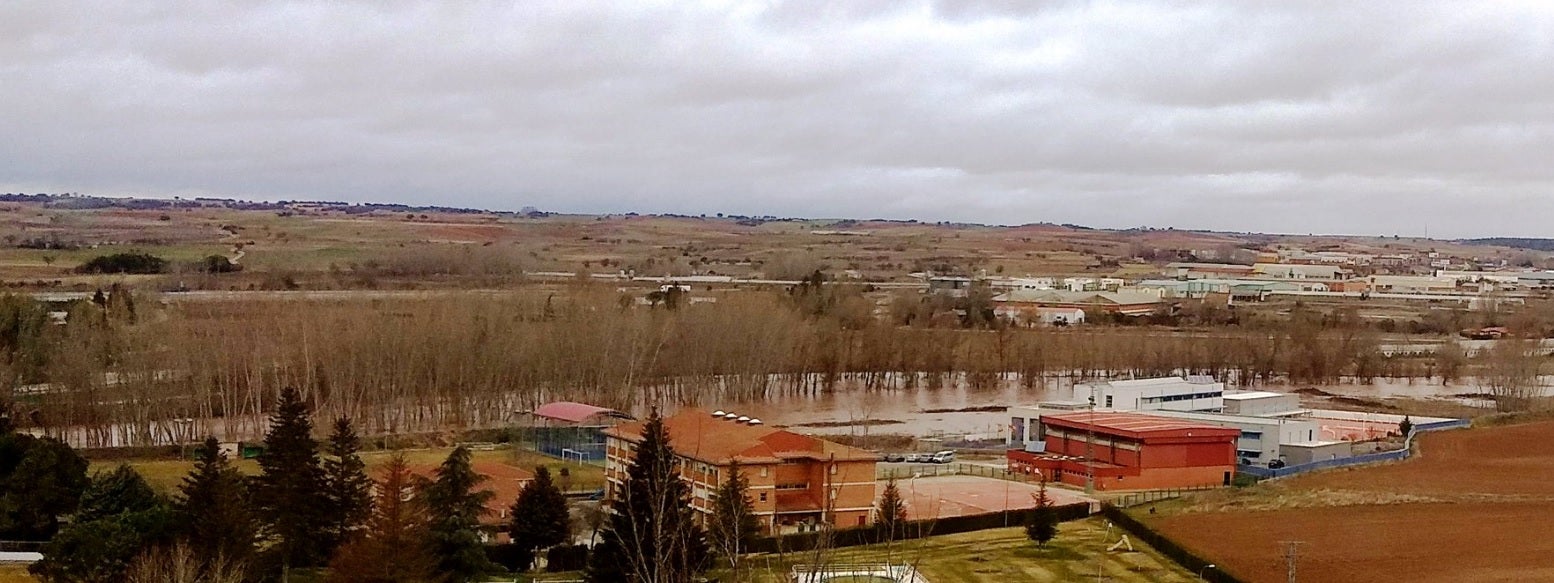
[532,401,632,424]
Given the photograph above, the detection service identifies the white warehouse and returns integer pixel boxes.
[1069,376,1225,413]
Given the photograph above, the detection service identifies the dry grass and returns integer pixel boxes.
[0,566,34,583]
[93,445,602,494]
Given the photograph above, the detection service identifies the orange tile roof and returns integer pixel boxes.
[605,409,878,465]
[401,461,534,525]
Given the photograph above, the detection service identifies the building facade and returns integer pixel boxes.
[1070,377,1226,413]
[1006,412,1239,491]
[604,409,879,535]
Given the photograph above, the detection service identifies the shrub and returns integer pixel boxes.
[76,253,167,274]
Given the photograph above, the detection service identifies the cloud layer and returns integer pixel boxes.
[3,1,1553,237]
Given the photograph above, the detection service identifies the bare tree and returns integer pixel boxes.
[1482,337,1545,412]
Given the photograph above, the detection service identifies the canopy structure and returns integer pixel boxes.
[531,401,633,425]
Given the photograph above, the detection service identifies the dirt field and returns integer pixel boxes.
[882,475,1096,520]
[1146,420,1554,583]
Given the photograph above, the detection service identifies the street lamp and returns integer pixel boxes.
[1199,564,1217,580]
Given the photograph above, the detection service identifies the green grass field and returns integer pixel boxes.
[523,519,1197,583]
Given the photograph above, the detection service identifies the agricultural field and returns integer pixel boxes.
[1144,419,1554,582]
[0,198,1534,294]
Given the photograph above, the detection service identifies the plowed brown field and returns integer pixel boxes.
[1146,420,1554,583]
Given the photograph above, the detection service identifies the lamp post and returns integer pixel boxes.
[1200,563,1217,581]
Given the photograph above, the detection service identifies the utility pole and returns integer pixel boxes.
[1085,392,1096,494]
[1281,540,1304,583]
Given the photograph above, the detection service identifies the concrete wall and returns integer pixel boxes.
[1222,393,1300,416]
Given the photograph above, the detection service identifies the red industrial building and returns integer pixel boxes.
[1007,411,1239,491]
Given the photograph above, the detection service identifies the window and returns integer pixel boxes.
[760,466,769,477]
[1105,396,1113,408]
[759,492,767,502]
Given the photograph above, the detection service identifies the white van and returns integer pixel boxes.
[928,450,956,464]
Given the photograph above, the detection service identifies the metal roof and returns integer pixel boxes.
[531,401,633,424]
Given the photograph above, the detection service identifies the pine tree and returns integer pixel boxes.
[322,417,373,555]
[585,409,709,583]
[176,437,257,569]
[328,453,442,583]
[254,387,329,576]
[708,461,760,575]
[422,446,496,583]
[1025,475,1058,547]
[32,466,176,583]
[875,476,908,543]
[509,465,571,568]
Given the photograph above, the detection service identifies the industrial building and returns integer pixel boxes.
[1006,411,1239,491]
[1069,376,1225,413]
[1008,379,1362,467]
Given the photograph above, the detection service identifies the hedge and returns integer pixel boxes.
[746,502,1091,554]
[1100,505,1248,583]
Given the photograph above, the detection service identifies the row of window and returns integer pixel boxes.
[1140,392,1223,403]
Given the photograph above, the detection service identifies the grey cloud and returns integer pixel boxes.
[3,1,1554,237]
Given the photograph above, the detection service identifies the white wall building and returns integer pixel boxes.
[1221,391,1303,416]
[1068,377,1225,413]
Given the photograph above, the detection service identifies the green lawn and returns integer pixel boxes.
[525,519,1198,583]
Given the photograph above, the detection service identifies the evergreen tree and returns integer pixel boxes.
[32,466,176,583]
[708,461,760,575]
[328,453,442,583]
[509,465,571,568]
[585,409,708,583]
[254,387,329,576]
[1025,475,1058,547]
[322,417,373,555]
[177,437,257,569]
[422,446,496,583]
[0,432,89,540]
[875,477,908,544]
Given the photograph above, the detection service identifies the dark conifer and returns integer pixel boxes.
[509,465,571,567]
[177,436,257,568]
[422,446,496,583]
[585,409,708,583]
[322,417,373,554]
[254,387,329,575]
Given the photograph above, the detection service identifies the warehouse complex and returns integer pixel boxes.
[1007,376,1457,487]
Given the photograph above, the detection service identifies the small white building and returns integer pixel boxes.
[995,305,1085,327]
[1221,391,1303,417]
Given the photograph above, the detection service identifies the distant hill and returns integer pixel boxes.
[1461,238,1554,251]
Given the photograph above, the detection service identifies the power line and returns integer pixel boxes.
[1280,540,1304,583]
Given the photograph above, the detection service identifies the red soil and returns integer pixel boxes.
[1147,420,1554,583]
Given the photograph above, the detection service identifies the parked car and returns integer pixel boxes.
[902,453,924,463]
[928,450,956,464]
[882,453,905,463]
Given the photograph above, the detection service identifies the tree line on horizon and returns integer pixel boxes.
[2,283,1549,447]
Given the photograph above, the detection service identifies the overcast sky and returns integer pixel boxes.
[3,2,1553,237]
